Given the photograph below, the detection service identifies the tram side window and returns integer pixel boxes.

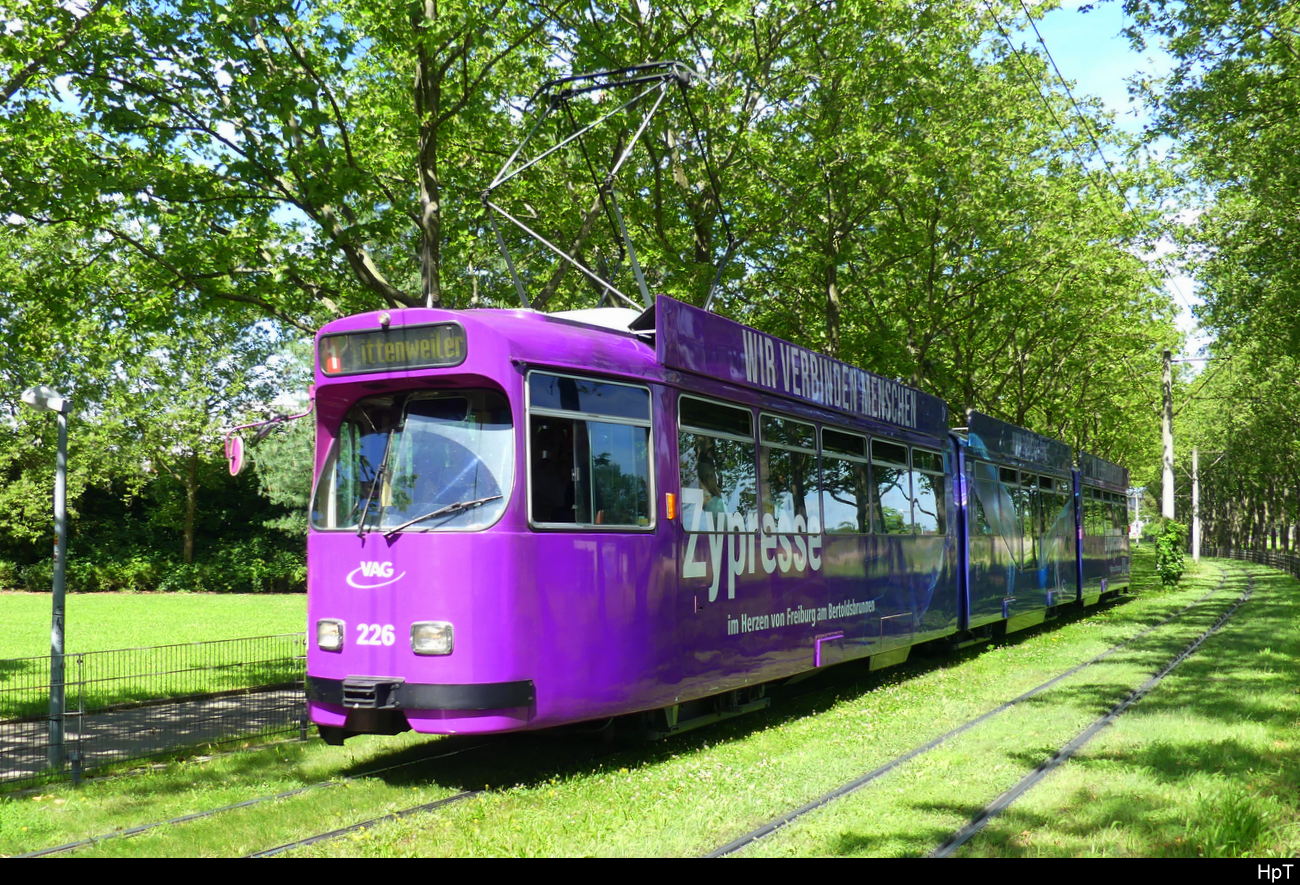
[1048,479,1071,534]
[679,397,756,529]
[1090,490,1117,538]
[1021,474,1040,563]
[760,414,819,533]
[968,460,996,537]
[1037,475,1056,536]
[871,439,911,534]
[911,449,945,535]
[821,428,871,534]
[1084,489,1100,537]
[528,373,651,528]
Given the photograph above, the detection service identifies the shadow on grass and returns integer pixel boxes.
[902,564,1300,858]
[291,597,1161,798]
[779,561,1293,858]
[904,778,1278,858]
[12,559,1278,859]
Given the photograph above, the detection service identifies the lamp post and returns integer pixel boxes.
[21,384,70,771]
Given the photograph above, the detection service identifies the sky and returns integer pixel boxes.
[1029,1,1169,136]
[1017,2,1209,359]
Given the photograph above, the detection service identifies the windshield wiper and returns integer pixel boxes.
[356,395,415,537]
[383,495,503,539]
[355,462,385,537]
[356,432,398,538]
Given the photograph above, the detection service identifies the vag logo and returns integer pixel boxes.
[346,561,406,589]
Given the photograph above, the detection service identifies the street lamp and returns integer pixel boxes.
[21,384,70,771]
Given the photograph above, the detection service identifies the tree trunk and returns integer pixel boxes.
[183,453,198,565]
[824,260,841,358]
[414,1,442,308]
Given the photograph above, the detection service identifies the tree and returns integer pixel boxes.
[0,0,1186,576]
[707,0,1178,469]
[1173,343,1300,551]
[1124,0,1300,349]
[0,220,292,564]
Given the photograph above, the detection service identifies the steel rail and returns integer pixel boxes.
[23,563,1257,859]
[17,741,491,858]
[929,571,1255,858]
[706,561,1245,857]
[247,790,481,858]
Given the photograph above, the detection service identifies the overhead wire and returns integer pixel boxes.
[984,0,1183,313]
[1013,0,1200,317]
[980,0,1197,403]
[1172,354,1232,417]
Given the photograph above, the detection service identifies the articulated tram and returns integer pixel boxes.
[303,296,1129,743]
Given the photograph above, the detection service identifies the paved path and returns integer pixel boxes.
[1,688,305,783]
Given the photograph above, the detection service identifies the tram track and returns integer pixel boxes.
[240,563,1249,860]
[247,789,481,857]
[21,720,633,858]
[705,560,1250,858]
[929,571,1255,857]
[17,740,491,858]
[19,562,1254,859]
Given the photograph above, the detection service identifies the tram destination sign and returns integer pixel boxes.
[319,322,466,376]
[655,296,947,435]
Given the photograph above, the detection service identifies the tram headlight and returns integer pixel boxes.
[411,621,454,656]
[316,619,345,652]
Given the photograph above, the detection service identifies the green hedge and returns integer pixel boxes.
[16,538,304,594]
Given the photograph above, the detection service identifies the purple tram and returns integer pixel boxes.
[303,295,1125,743]
[1076,452,1132,604]
[959,412,1083,634]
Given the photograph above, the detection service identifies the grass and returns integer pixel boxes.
[3,552,1297,857]
[949,560,1300,858]
[0,592,306,659]
[0,593,307,720]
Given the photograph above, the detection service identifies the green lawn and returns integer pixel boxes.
[0,593,306,660]
[4,555,1297,857]
[0,593,309,720]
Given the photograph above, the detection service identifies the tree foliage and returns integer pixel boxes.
[1125,0,1300,347]
[1,0,1184,585]
[1125,0,1300,549]
[1172,342,1300,552]
[1153,518,1188,587]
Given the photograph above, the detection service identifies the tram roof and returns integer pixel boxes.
[1078,451,1129,490]
[316,297,949,437]
[964,410,1075,474]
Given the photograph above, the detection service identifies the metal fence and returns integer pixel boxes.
[1,633,307,789]
[1210,547,1300,579]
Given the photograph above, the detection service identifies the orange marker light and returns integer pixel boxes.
[321,340,344,375]
[665,492,677,521]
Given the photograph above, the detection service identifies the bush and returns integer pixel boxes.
[1140,520,1163,545]
[19,550,164,593]
[16,539,304,594]
[1154,520,1190,588]
[156,539,305,594]
[0,559,21,590]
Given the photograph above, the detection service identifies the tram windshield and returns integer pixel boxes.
[311,389,513,533]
